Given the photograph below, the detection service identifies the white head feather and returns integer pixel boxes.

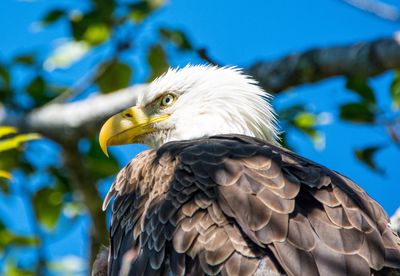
[137,65,279,148]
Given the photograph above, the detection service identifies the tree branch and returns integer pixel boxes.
[0,85,144,143]
[62,143,108,266]
[340,0,400,22]
[249,37,400,93]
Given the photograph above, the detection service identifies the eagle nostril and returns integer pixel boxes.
[124,113,133,118]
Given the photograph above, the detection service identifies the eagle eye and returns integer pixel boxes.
[160,94,176,108]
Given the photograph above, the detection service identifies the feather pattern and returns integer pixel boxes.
[105,135,400,276]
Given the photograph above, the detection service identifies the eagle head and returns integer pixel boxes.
[99,65,278,155]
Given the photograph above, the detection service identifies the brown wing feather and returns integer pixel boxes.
[105,135,400,276]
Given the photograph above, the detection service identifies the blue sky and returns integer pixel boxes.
[0,0,399,274]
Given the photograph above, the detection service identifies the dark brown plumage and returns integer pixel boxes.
[100,134,400,276]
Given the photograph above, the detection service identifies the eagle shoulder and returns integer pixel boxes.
[105,135,400,276]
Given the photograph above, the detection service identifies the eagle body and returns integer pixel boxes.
[96,66,400,275]
[104,135,400,275]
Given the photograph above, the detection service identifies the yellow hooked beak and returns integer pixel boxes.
[99,106,169,156]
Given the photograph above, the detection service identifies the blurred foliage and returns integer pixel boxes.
[340,76,377,123]
[391,70,400,109]
[96,60,132,93]
[0,127,40,179]
[0,0,399,274]
[355,146,384,174]
[147,44,168,81]
[0,127,40,275]
[278,104,323,150]
[0,133,41,152]
[279,71,400,172]
[5,261,35,276]
[0,220,38,252]
[83,139,120,179]
[33,186,63,230]
[159,28,192,50]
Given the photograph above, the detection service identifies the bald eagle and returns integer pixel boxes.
[96,65,400,276]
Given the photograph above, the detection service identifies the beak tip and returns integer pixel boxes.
[101,144,110,157]
[99,137,110,158]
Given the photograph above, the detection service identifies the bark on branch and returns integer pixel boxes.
[0,85,144,143]
[249,37,400,93]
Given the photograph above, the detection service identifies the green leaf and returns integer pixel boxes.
[48,167,73,194]
[0,126,17,138]
[279,105,324,149]
[0,133,41,152]
[346,76,375,104]
[26,76,47,103]
[0,147,34,178]
[0,128,40,180]
[0,63,10,86]
[0,176,10,194]
[5,263,34,276]
[159,28,192,50]
[391,70,400,109]
[0,64,12,102]
[41,9,65,26]
[0,149,20,172]
[83,23,110,45]
[293,112,325,149]
[0,220,38,251]
[128,0,165,23]
[147,44,168,81]
[96,61,132,93]
[355,146,384,173]
[8,234,38,247]
[92,0,116,19]
[293,112,317,129]
[70,12,95,41]
[13,53,36,66]
[339,102,375,123]
[147,0,165,9]
[33,187,63,230]
[70,11,111,43]
[278,104,306,120]
[0,170,11,179]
